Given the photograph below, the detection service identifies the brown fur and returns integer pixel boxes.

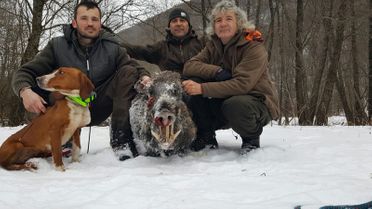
[0,67,94,171]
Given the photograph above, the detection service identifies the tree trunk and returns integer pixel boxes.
[255,0,262,29]
[277,4,290,125]
[266,0,276,62]
[295,0,311,125]
[349,0,368,125]
[8,0,46,126]
[334,1,356,125]
[21,0,46,64]
[316,0,348,125]
[246,0,251,19]
[201,0,208,44]
[309,1,331,125]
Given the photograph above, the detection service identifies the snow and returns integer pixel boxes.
[1,119,372,209]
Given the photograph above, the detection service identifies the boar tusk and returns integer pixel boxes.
[170,130,181,140]
[151,130,161,141]
[165,125,169,141]
[170,123,174,139]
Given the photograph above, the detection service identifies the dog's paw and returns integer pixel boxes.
[71,148,80,163]
[25,162,38,170]
[55,165,66,172]
[71,157,80,163]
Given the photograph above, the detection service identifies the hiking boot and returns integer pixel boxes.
[110,127,138,161]
[190,134,218,151]
[240,137,259,155]
[206,136,219,149]
[113,144,134,161]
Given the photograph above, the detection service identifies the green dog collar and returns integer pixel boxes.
[67,92,96,107]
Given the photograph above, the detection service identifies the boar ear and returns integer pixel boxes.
[134,79,152,94]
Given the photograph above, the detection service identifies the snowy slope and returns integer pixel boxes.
[0,123,372,209]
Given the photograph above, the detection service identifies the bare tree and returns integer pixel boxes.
[295,0,311,125]
[266,0,276,61]
[316,0,349,125]
[8,0,73,125]
[21,0,47,64]
[310,0,332,125]
[181,0,212,39]
[0,1,27,125]
[200,0,208,42]
[276,2,293,125]
[349,0,368,124]
[255,0,262,29]
[246,0,251,19]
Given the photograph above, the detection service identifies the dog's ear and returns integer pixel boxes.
[79,73,95,99]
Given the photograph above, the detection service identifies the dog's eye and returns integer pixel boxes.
[57,71,64,76]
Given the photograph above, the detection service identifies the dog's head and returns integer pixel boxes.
[37,67,95,99]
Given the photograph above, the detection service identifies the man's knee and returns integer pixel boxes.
[222,95,257,118]
[114,67,140,90]
[221,95,269,137]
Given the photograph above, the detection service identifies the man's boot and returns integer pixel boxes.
[190,132,218,151]
[240,137,260,155]
[110,125,138,161]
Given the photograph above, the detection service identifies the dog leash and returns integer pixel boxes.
[86,92,96,154]
[66,92,96,154]
[87,126,92,154]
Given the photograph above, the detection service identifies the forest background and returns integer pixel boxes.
[0,0,371,126]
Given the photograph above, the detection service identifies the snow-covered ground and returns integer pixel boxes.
[0,119,372,209]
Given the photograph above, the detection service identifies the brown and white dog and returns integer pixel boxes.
[0,67,94,171]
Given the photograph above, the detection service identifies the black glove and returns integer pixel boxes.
[215,68,232,81]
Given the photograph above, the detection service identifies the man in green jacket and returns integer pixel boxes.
[12,1,149,161]
[182,0,279,154]
[122,8,204,75]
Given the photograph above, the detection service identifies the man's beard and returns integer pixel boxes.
[76,24,99,40]
[78,31,98,40]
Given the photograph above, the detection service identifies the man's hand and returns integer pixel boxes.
[20,88,47,113]
[182,80,202,95]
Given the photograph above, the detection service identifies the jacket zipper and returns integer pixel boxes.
[179,44,184,62]
[85,48,90,78]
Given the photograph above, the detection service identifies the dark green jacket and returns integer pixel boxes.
[122,29,203,74]
[12,24,148,96]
